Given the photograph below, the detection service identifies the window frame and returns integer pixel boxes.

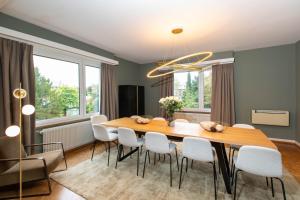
[174,68,212,113]
[34,45,102,127]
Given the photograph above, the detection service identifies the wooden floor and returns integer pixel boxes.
[1,141,299,200]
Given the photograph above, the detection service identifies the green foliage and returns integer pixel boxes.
[182,72,199,108]
[35,68,79,120]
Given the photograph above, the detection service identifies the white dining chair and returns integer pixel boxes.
[152,117,166,121]
[90,114,117,133]
[229,124,255,176]
[169,118,189,127]
[115,127,144,176]
[233,146,286,200]
[91,124,118,166]
[130,115,141,119]
[179,137,217,199]
[142,132,179,187]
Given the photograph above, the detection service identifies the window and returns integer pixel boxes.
[85,66,100,114]
[34,55,80,120]
[33,49,102,123]
[174,68,212,112]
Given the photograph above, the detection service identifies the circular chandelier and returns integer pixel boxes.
[147,28,213,78]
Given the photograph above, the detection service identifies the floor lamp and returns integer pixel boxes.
[5,83,35,200]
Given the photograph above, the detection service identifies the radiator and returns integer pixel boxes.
[41,121,94,152]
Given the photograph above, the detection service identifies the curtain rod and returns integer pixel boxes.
[0,26,119,65]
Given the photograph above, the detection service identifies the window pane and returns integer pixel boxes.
[85,66,100,114]
[174,72,199,108]
[34,55,80,120]
[203,69,212,109]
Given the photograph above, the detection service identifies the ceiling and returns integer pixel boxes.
[1,0,300,64]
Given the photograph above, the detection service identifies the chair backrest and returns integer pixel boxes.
[236,146,282,177]
[90,115,108,125]
[92,124,110,141]
[118,127,138,147]
[130,115,140,119]
[169,118,189,127]
[174,119,189,123]
[182,137,214,162]
[233,124,255,129]
[152,117,166,121]
[145,132,170,154]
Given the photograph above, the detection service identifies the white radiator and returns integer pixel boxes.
[41,121,94,152]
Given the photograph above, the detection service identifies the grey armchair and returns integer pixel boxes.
[0,136,67,199]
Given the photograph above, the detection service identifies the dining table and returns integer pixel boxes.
[101,117,277,194]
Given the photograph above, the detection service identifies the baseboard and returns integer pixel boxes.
[270,138,300,148]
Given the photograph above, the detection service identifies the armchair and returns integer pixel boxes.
[0,136,67,199]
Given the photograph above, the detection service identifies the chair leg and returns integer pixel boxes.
[143,150,149,178]
[213,161,217,200]
[130,147,133,158]
[148,151,151,164]
[228,147,232,168]
[115,144,122,169]
[271,178,275,197]
[233,169,241,200]
[104,142,107,152]
[137,147,140,176]
[179,157,186,189]
[169,153,172,187]
[186,158,188,172]
[191,159,194,169]
[91,140,96,161]
[154,153,156,165]
[158,154,161,161]
[107,142,111,166]
[231,149,236,174]
[231,164,236,186]
[175,147,179,171]
[275,178,287,200]
[140,145,143,155]
[164,154,166,161]
[266,177,269,187]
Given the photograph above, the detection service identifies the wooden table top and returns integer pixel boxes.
[102,117,277,149]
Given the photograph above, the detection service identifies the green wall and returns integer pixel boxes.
[0,13,140,85]
[296,41,300,142]
[234,44,296,140]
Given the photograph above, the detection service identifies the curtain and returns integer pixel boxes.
[0,37,35,146]
[159,74,174,117]
[211,63,235,126]
[100,63,118,120]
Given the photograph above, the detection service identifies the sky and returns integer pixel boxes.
[33,55,99,87]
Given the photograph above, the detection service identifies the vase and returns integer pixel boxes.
[167,115,174,127]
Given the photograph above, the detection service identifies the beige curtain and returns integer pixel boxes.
[0,37,35,145]
[100,63,118,120]
[211,63,235,126]
[159,74,174,117]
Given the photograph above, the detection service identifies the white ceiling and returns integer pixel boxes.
[1,0,300,64]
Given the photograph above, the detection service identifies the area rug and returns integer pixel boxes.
[51,146,300,200]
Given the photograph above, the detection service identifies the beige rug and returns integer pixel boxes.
[51,146,300,200]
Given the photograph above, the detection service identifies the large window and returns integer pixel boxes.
[34,55,80,120]
[85,66,100,114]
[174,68,212,112]
[34,50,101,122]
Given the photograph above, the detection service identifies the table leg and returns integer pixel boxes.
[212,142,232,194]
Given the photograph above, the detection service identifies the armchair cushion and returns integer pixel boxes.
[0,136,26,173]
[0,150,63,187]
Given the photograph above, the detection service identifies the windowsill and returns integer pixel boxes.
[36,113,98,130]
[176,110,211,114]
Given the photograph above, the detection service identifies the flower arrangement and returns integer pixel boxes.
[159,96,183,121]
